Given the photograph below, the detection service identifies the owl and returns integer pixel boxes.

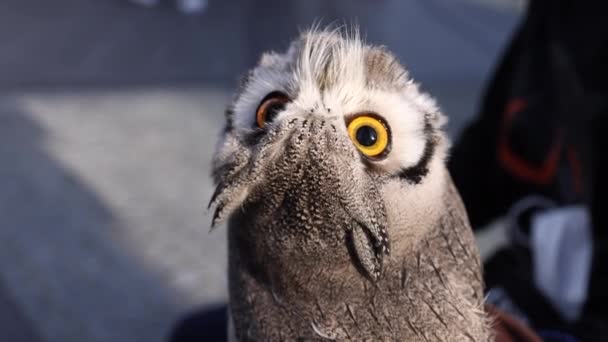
[210,28,491,341]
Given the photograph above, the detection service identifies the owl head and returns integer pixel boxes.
[211,28,450,282]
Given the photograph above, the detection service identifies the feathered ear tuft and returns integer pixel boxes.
[403,80,448,131]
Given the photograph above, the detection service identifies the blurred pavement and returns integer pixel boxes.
[0,1,521,341]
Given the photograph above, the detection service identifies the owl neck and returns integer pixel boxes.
[227,203,490,341]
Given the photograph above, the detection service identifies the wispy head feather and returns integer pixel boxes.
[295,26,366,97]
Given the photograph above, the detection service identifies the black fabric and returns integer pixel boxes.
[485,248,572,335]
[581,112,608,341]
[168,305,227,342]
[449,0,607,228]
[449,0,608,340]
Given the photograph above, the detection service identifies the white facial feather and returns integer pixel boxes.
[228,28,447,177]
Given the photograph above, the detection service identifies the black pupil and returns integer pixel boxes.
[356,125,377,146]
[264,101,285,123]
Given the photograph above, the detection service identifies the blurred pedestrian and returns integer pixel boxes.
[128,0,208,15]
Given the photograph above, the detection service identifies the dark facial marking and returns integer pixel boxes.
[397,118,436,184]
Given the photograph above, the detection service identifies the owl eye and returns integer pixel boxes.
[255,92,290,128]
[347,114,391,158]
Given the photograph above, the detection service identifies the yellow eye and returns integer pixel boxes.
[347,114,390,158]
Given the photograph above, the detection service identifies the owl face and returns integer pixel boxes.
[211,29,449,281]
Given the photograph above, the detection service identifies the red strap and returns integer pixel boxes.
[498,98,562,185]
[487,305,543,342]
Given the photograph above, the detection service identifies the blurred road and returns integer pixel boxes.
[0,1,520,341]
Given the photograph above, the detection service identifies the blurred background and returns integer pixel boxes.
[0,1,524,341]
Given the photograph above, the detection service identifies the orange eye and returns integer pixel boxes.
[255,92,290,128]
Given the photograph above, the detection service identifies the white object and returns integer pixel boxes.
[531,205,592,322]
[177,0,208,14]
